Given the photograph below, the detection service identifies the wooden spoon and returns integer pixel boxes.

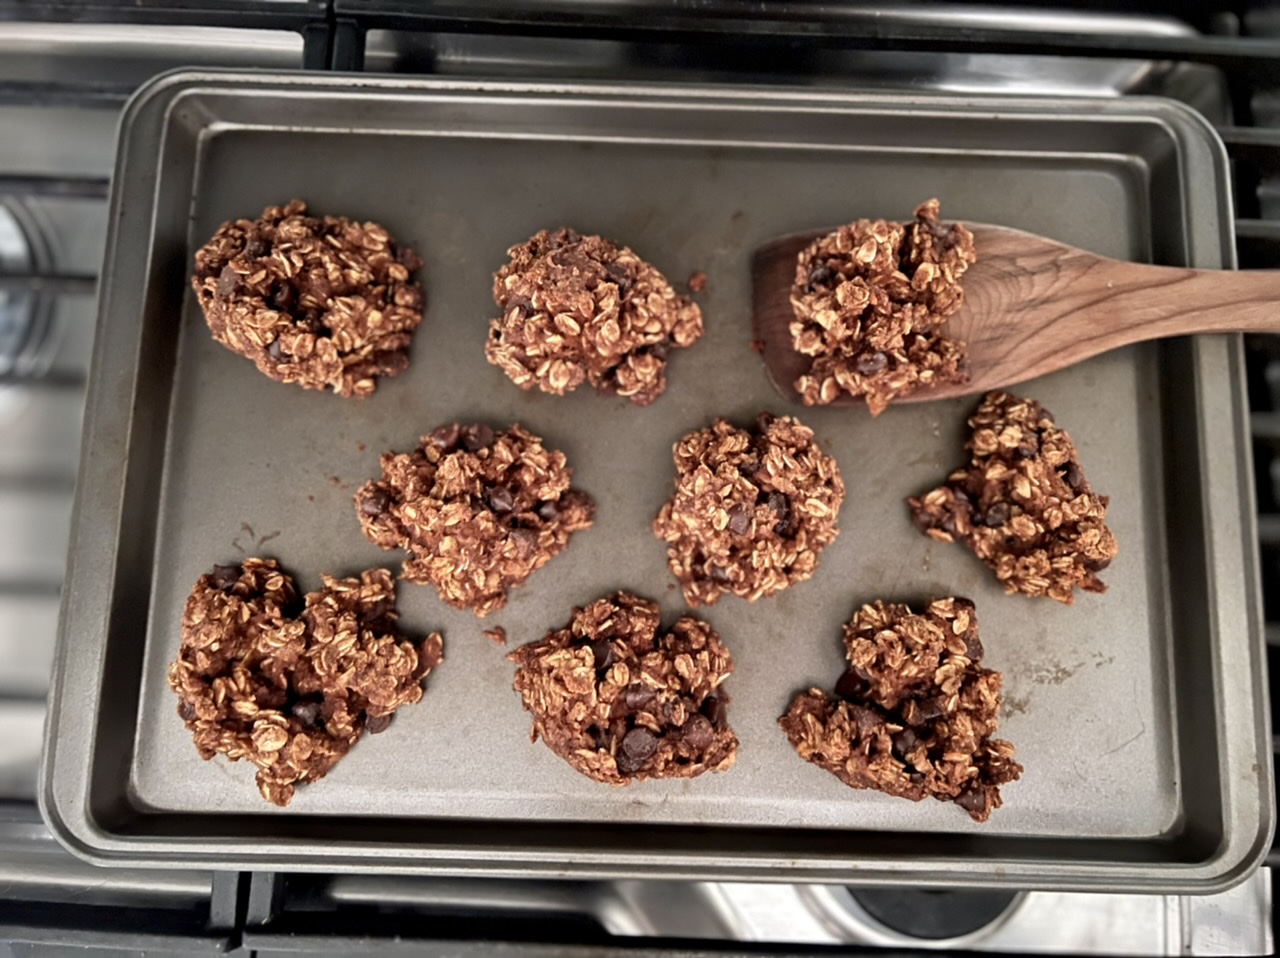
[752,224,1280,406]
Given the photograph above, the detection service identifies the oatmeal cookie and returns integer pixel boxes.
[355,423,596,617]
[167,558,443,807]
[780,598,1020,822]
[192,200,424,398]
[907,391,1117,603]
[485,228,703,405]
[509,592,737,783]
[791,199,975,414]
[653,412,845,606]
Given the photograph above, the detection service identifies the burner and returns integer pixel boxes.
[848,888,1020,940]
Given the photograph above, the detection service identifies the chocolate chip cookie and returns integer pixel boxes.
[907,391,1118,603]
[780,597,1020,822]
[791,199,975,414]
[355,424,596,617]
[192,200,424,398]
[167,558,443,807]
[653,412,845,606]
[509,592,737,784]
[485,228,703,405]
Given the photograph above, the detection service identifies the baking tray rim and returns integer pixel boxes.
[39,69,1273,892]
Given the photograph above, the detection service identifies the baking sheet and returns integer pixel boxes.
[43,72,1272,890]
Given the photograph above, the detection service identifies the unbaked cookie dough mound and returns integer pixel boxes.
[354,423,596,617]
[192,200,425,398]
[485,228,703,406]
[791,198,975,414]
[780,597,1020,823]
[653,412,845,607]
[509,591,737,784]
[167,558,443,807]
[907,391,1118,603]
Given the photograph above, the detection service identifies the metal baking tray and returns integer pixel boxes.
[43,71,1272,891]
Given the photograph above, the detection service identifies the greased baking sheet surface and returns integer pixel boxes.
[44,74,1271,887]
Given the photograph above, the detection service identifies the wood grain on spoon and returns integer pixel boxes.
[752,224,1280,405]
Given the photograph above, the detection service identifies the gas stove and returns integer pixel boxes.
[0,3,1276,955]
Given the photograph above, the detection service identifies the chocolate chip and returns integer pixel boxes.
[806,264,833,291]
[510,528,537,557]
[588,638,614,674]
[983,502,1011,527]
[272,283,295,309]
[266,338,284,361]
[178,701,197,722]
[291,698,322,728]
[708,564,731,584]
[682,714,715,751]
[1084,556,1112,572]
[892,728,920,758]
[360,488,392,517]
[217,264,239,297]
[243,237,266,257]
[619,727,659,765]
[855,351,889,375]
[964,634,985,661]
[700,694,726,727]
[848,704,882,739]
[624,683,656,711]
[210,563,241,592]
[955,788,990,816]
[464,424,495,451]
[487,486,515,514]
[366,713,393,735]
[362,596,396,628]
[835,667,868,701]
[429,423,462,452]
[298,312,325,336]
[1064,461,1086,491]
[605,261,633,293]
[537,499,560,521]
[918,697,946,722]
[727,505,751,536]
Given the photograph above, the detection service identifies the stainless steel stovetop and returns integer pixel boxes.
[0,8,1272,954]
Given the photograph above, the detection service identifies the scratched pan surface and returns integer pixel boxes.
[43,73,1272,890]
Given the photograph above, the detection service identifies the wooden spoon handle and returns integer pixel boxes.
[965,242,1280,342]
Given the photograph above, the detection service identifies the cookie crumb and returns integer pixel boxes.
[167,558,443,807]
[653,412,845,606]
[907,391,1117,603]
[484,626,508,645]
[486,228,703,406]
[355,424,595,617]
[790,198,974,414]
[192,200,424,398]
[780,597,1020,822]
[687,270,707,293]
[510,592,737,783]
